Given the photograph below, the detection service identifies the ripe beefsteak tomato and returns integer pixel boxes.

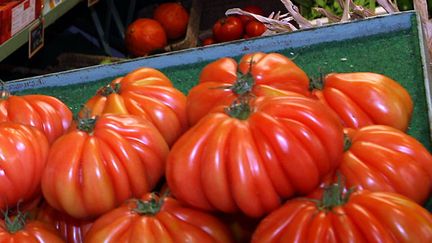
[0,210,64,243]
[340,125,432,204]
[186,52,310,125]
[212,16,244,42]
[41,113,169,219]
[84,193,234,243]
[167,96,344,218]
[153,2,189,40]
[125,18,167,57]
[0,122,49,210]
[311,72,413,131]
[0,90,72,144]
[252,180,432,243]
[84,67,188,146]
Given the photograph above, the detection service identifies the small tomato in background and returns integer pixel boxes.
[238,5,264,24]
[125,18,167,57]
[153,2,189,40]
[245,20,266,38]
[212,16,244,42]
[202,36,216,46]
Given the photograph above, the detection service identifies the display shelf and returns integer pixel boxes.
[0,0,82,62]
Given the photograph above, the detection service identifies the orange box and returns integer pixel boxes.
[0,0,42,45]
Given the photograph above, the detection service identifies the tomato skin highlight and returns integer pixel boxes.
[167,96,344,218]
[187,52,310,125]
[0,122,49,211]
[41,114,169,220]
[252,191,432,243]
[84,193,234,243]
[312,72,413,131]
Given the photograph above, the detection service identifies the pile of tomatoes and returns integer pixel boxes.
[1,51,432,242]
[125,2,189,57]
[202,5,267,46]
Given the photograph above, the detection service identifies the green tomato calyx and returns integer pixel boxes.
[134,193,164,216]
[98,83,121,96]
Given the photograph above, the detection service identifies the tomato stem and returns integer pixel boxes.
[230,57,256,95]
[98,83,121,96]
[3,209,28,233]
[134,193,164,215]
[225,97,251,120]
[76,106,97,133]
[343,135,352,152]
[317,174,354,211]
[309,72,325,90]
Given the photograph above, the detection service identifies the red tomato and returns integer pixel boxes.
[245,20,266,37]
[0,122,49,210]
[0,210,64,242]
[84,67,188,146]
[186,52,310,125]
[341,125,432,204]
[202,36,216,46]
[0,92,72,144]
[167,96,344,218]
[84,193,234,243]
[238,5,265,24]
[252,184,432,242]
[153,2,189,40]
[311,72,413,131]
[41,114,169,219]
[125,18,167,57]
[33,202,93,243]
[212,16,244,42]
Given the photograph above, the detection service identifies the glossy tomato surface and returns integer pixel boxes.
[340,125,432,204]
[312,72,413,131]
[85,67,188,146]
[0,93,72,144]
[186,52,310,125]
[252,190,432,243]
[84,193,234,243]
[0,122,49,210]
[41,114,169,219]
[168,96,344,218]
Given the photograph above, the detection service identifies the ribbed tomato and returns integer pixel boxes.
[186,52,310,125]
[33,202,93,243]
[340,125,432,204]
[252,182,432,243]
[0,91,72,144]
[311,72,413,131]
[84,67,188,146]
[84,193,234,243]
[41,113,169,219]
[0,122,49,210]
[0,210,64,243]
[167,96,344,218]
